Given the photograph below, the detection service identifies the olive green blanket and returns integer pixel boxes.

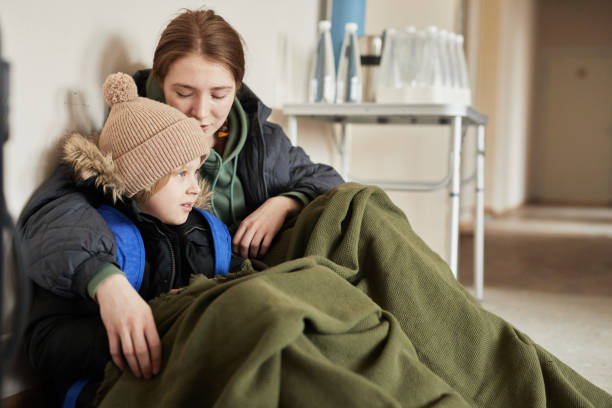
[97,183,612,407]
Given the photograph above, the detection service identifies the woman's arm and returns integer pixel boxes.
[232,195,302,258]
[17,164,117,298]
[234,121,344,258]
[95,274,161,379]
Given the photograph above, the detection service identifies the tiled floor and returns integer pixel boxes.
[459,206,612,393]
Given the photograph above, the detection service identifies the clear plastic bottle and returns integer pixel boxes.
[423,26,444,89]
[455,34,470,90]
[308,20,336,103]
[377,28,401,89]
[437,29,453,88]
[445,32,461,88]
[399,26,418,88]
[335,22,362,103]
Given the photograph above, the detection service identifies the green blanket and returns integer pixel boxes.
[97,183,612,407]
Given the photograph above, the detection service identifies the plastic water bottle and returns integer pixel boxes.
[308,20,336,103]
[455,34,470,90]
[377,28,401,89]
[335,22,362,103]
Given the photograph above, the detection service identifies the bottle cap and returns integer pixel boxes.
[319,20,331,31]
[345,22,358,32]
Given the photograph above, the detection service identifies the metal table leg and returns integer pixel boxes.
[288,115,298,146]
[449,116,463,278]
[340,123,351,181]
[475,125,486,301]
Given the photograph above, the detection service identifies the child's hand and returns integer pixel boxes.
[169,288,185,295]
[96,274,162,379]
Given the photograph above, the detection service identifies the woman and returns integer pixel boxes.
[19,8,342,389]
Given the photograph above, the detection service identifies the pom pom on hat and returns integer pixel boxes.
[103,72,138,106]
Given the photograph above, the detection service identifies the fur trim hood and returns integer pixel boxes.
[63,132,211,209]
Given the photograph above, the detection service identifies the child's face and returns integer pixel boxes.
[139,157,202,225]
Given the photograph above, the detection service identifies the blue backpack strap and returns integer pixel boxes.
[63,205,146,408]
[62,379,89,408]
[97,204,146,290]
[194,208,231,276]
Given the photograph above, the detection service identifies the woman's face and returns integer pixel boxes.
[163,54,236,141]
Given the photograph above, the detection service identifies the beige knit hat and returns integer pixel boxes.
[99,72,209,197]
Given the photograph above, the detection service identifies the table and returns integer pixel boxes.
[282,103,488,301]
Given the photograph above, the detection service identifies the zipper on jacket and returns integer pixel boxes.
[152,222,176,290]
[185,225,206,235]
[255,118,269,199]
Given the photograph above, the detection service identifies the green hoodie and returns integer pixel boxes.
[201,100,249,233]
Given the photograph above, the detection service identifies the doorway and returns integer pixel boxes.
[530,50,612,205]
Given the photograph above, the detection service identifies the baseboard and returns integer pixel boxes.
[459,205,506,234]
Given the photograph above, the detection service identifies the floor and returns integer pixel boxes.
[458,205,612,393]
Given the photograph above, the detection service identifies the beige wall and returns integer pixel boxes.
[472,0,536,213]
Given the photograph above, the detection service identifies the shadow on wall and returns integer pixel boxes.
[36,35,147,184]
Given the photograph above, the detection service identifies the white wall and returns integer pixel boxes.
[472,0,536,214]
[492,0,536,211]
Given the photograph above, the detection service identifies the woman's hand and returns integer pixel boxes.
[232,196,302,259]
[96,274,161,379]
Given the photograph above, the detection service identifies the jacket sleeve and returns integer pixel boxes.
[265,121,344,200]
[25,284,110,397]
[17,165,118,299]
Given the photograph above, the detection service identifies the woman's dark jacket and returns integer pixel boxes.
[17,74,343,299]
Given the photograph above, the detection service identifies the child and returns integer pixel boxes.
[24,73,243,407]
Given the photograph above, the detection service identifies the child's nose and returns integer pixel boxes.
[188,179,201,195]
